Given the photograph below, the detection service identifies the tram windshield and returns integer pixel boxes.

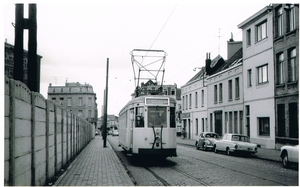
[148,106,167,127]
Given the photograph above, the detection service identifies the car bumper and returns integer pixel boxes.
[230,148,257,154]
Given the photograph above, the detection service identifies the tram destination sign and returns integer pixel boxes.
[145,97,169,106]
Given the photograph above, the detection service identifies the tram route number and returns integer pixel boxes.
[145,98,169,106]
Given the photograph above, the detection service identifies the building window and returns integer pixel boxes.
[256,21,267,42]
[257,64,268,84]
[288,48,297,82]
[78,97,83,106]
[235,77,240,99]
[219,83,223,102]
[287,4,296,32]
[258,117,270,136]
[78,110,82,117]
[186,95,188,110]
[228,80,233,101]
[201,90,204,107]
[195,92,198,108]
[88,110,92,118]
[276,6,283,37]
[189,94,192,109]
[61,88,63,92]
[214,85,218,103]
[248,69,252,87]
[182,96,185,110]
[277,52,285,84]
[60,98,64,106]
[67,98,72,106]
[277,104,285,137]
[88,97,92,106]
[195,118,198,135]
[246,29,251,46]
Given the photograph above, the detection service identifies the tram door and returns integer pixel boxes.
[130,108,134,147]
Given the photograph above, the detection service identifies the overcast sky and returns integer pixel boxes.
[4,1,270,116]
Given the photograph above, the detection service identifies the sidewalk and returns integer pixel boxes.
[176,137,282,163]
[53,136,134,186]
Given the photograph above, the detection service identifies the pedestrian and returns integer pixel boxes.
[182,128,185,139]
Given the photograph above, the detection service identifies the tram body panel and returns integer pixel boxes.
[131,128,177,155]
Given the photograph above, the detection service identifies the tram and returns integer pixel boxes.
[118,95,177,158]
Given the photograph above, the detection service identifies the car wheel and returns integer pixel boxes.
[282,152,290,168]
[226,148,231,155]
[195,141,199,149]
[214,146,218,153]
[203,143,207,151]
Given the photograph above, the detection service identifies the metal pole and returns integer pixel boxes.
[103,58,109,147]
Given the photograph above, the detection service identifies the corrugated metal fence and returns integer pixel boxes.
[4,76,95,186]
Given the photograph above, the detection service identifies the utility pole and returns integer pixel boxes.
[103,58,109,147]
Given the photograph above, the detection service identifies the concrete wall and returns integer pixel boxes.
[4,76,95,186]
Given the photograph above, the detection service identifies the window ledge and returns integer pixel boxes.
[287,81,298,86]
[286,29,297,37]
[274,35,284,42]
[257,81,269,86]
[276,83,285,88]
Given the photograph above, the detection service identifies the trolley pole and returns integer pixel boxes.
[103,58,109,147]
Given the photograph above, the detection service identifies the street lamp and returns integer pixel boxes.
[193,66,206,87]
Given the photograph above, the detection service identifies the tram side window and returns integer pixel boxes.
[135,107,144,127]
[170,107,176,128]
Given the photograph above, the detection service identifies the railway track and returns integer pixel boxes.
[108,136,210,186]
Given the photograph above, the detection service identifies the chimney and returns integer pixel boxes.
[205,53,211,75]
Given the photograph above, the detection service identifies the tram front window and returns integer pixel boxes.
[148,106,167,127]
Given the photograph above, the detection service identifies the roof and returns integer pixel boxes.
[210,47,243,75]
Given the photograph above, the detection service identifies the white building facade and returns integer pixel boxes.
[181,68,207,140]
[238,6,276,149]
[207,54,244,137]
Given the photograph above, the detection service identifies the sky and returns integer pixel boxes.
[3,1,270,116]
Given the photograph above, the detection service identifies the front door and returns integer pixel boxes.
[215,111,222,136]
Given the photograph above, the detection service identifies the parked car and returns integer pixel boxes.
[214,133,258,156]
[112,129,119,136]
[195,132,220,151]
[280,145,299,168]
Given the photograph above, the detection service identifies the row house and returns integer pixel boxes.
[207,48,243,138]
[181,67,207,140]
[272,4,299,148]
[238,6,276,148]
